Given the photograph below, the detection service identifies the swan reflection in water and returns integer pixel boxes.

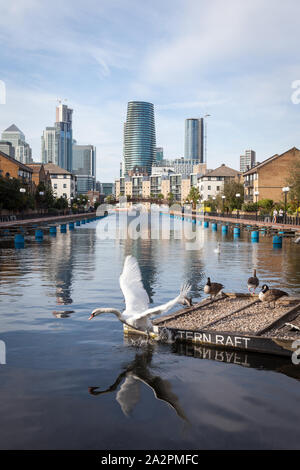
[88,343,187,422]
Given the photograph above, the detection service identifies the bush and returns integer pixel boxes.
[242,202,258,212]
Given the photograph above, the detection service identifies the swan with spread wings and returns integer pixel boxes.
[89,255,191,333]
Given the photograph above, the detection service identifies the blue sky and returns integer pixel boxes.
[1,0,300,181]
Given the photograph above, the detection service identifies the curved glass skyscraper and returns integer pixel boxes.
[184,118,204,162]
[124,101,156,176]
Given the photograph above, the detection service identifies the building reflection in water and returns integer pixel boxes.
[88,343,187,421]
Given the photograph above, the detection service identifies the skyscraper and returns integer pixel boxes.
[240,149,256,173]
[184,118,204,162]
[155,147,164,162]
[72,144,96,194]
[41,104,73,172]
[55,104,73,172]
[1,124,32,164]
[41,127,59,165]
[123,101,156,176]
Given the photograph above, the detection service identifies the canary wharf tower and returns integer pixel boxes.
[123,101,156,176]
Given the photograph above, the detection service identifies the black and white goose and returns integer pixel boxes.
[204,277,224,299]
[247,269,259,294]
[259,284,288,308]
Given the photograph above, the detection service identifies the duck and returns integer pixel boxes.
[204,277,224,299]
[247,269,259,294]
[258,284,288,308]
[89,255,191,334]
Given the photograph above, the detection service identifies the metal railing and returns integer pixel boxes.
[203,211,300,226]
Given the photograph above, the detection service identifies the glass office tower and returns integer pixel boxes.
[184,118,204,162]
[124,101,156,176]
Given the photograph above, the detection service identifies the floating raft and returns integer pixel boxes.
[123,293,300,358]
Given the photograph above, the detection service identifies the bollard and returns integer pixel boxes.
[204,221,209,228]
[49,225,57,234]
[14,234,25,248]
[81,220,86,225]
[198,221,202,226]
[212,223,217,231]
[69,222,75,230]
[234,227,240,236]
[35,229,44,241]
[76,220,81,226]
[251,231,259,242]
[222,225,228,234]
[273,235,282,247]
[60,224,67,233]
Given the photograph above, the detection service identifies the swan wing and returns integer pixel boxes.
[119,256,150,314]
[132,282,191,320]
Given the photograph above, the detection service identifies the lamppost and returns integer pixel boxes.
[254,191,259,220]
[19,188,26,220]
[236,193,241,218]
[282,187,290,223]
[39,191,45,216]
[222,195,225,214]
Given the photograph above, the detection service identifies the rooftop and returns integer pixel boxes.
[43,163,72,175]
[205,164,241,178]
[3,124,23,133]
[0,150,33,172]
[243,147,300,175]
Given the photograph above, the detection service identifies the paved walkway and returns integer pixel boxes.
[172,211,300,231]
[0,212,96,228]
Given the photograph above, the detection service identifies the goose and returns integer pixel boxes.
[89,255,191,334]
[247,269,259,294]
[214,243,221,254]
[259,284,288,308]
[204,277,224,299]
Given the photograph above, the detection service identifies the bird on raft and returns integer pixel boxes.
[89,255,192,334]
[258,284,288,308]
[204,277,224,299]
[247,269,259,294]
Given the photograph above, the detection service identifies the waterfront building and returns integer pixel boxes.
[151,165,175,177]
[243,147,300,203]
[72,144,96,194]
[100,183,114,197]
[44,163,76,203]
[0,149,33,187]
[26,163,51,188]
[184,118,204,162]
[1,124,32,164]
[123,101,156,176]
[240,149,256,173]
[198,164,241,201]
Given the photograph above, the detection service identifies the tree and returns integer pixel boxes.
[223,181,244,211]
[0,176,34,212]
[54,196,68,210]
[186,186,200,210]
[105,194,116,204]
[35,182,55,210]
[167,192,175,206]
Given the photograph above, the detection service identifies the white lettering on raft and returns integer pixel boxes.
[174,331,251,349]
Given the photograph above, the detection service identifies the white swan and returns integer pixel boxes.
[89,255,191,333]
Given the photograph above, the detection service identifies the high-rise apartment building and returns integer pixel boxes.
[1,124,32,164]
[184,118,204,162]
[155,147,164,162]
[72,144,96,194]
[123,101,156,176]
[240,149,256,173]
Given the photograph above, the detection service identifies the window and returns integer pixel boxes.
[216,186,220,191]
[208,185,211,190]
[63,184,67,188]
[54,184,57,189]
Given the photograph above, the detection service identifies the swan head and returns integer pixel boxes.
[89,308,106,320]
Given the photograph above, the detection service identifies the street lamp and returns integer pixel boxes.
[19,188,26,193]
[282,187,290,223]
[254,191,259,220]
[236,193,241,218]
